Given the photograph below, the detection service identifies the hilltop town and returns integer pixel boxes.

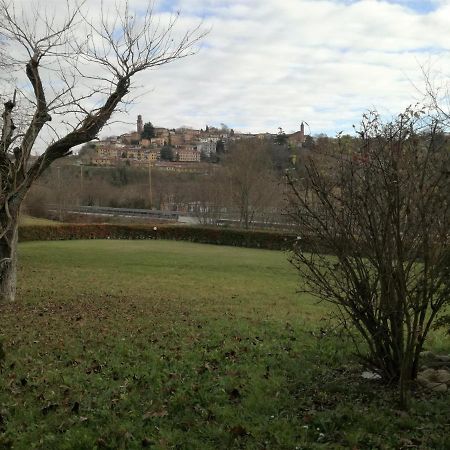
[82,115,307,171]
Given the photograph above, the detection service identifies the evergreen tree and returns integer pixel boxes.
[160,145,174,161]
[275,127,288,145]
[216,140,225,153]
[141,122,155,139]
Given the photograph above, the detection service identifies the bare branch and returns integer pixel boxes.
[0,0,206,301]
[286,106,449,402]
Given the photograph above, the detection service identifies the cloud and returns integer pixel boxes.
[146,1,450,133]
[124,0,450,135]
[3,0,450,143]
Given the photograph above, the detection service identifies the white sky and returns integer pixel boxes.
[4,0,450,138]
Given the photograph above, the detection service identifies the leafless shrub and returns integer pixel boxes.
[286,107,449,407]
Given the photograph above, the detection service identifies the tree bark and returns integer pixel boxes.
[0,211,19,303]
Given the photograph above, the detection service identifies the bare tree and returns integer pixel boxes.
[286,107,449,407]
[0,0,205,302]
[225,139,278,229]
[191,167,227,225]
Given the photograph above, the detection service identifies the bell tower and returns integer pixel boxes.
[137,115,144,134]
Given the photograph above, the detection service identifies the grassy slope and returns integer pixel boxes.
[0,240,448,449]
[19,215,59,226]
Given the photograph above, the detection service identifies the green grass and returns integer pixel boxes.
[0,240,448,449]
[19,215,59,226]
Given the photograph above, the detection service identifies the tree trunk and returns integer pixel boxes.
[0,213,19,303]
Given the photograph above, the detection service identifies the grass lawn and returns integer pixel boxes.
[19,215,60,226]
[0,240,449,449]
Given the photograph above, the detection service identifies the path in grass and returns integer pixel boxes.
[0,240,448,449]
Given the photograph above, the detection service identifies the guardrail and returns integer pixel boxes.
[77,205,179,220]
[48,205,179,221]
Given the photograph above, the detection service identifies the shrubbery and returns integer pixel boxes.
[19,223,302,251]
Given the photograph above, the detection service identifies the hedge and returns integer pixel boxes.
[19,223,301,251]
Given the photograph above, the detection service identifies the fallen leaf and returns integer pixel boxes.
[142,437,154,447]
[229,425,247,438]
[143,408,168,419]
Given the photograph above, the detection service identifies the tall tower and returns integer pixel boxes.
[137,115,144,134]
[300,122,305,143]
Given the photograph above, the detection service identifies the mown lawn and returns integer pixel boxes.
[0,240,448,449]
[19,215,60,226]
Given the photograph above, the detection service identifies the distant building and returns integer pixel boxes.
[198,138,219,156]
[137,115,144,135]
[150,137,166,147]
[120,147,146,160]
[96,145,120,158]
[182,128,201,141]
[118,147,160,164]
[256,132,273,140]
[140,138,151,148]
[120,131,141,145]
[176,146,201,162]
[91,157,115,166]
[148,150,159,161]
[288,122,307,147]
[90,115,311,169]
[170,133,184,146]
[154,127,170,139]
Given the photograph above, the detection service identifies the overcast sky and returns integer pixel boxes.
[6,0,450,138]
[117,0,450,136]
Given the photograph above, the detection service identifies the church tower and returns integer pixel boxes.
[137,115,144,134]
[300,122,305,143]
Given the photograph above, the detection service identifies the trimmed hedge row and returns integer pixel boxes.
[19,223,300,251]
